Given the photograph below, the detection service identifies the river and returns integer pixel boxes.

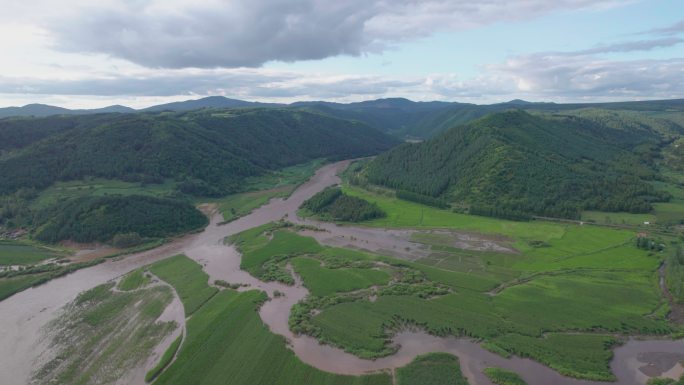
[0,160,682,385]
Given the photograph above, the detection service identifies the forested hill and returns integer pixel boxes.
[0,109,397,196]
[365,110,670,219]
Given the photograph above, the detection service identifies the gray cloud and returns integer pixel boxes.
[0,70,420,101]
[484,54,684,100]
[646,19,684,36]
[570,37,684,55]
[2,52,682,105]
[44,0,627,68]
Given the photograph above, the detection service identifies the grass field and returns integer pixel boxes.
[225,215,672,379]
[234,226,324,283]
[291,256,391,297]
[117,268,151,291]
[227,184,678,379]
[396,353,468,385]
[652,181,684,225]
[213,186,292,222]
[210,159,326,222]
[488,334,618,381]
[149,254,217,316]
[33,282,176,384]
[0,258,103,301]
[581,211,656,226]
[152,255,391,385]
[0,240,59,265]
[241,158,326,191]
[146,334,183,382]
[483,367,528,385]
[32,178,177,209]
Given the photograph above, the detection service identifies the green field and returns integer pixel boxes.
[0,240,59,265]
[483,367,528,385]
[396,353,468,385]
[225,216,672,378]
[652,181,684,225]
[222,184,682,380]
[291,256,391,297]
[581,210,657,226]
[241,158,326,191]
[213,186,292,222]
[149,254,218,316]
[117,268,151,291]
[0,258,103,301]
[33,282,176,384]
[211,159,326,222]
[32,178,177,209]
[150,256,390,385]
[234,225,324,284]
[146,334,183,382]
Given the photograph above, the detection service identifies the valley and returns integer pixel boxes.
[2,160,683,385]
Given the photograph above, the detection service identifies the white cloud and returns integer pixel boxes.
[6,0,632,68]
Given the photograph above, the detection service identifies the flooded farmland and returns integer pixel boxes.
[1,160,682,385]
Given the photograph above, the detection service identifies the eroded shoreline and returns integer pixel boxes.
[0,160,682,385]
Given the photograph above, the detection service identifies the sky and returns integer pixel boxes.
[0,0,682,109]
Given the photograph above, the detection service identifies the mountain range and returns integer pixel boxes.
[3,96,683,139]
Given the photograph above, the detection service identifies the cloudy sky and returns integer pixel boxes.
[1,0,683,108]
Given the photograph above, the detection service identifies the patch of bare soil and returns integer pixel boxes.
[61,240,121,263]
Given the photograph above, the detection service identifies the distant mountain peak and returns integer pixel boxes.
[506,99,533,105]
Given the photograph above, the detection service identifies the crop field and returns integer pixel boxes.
[652,181,684,225]
[0,240,59,265]
[654,201,684,226]
[483,367,528,385]
[235,226,324,282]
[291,256,391,296]
[213,186,292,222]
[581,210,656,226]
[32,178,177,209]
[33,282,176,384]
[149,254,217,316]
[220,188,679,380]
[117,268,151,291]
[488,334,618,381]
[152,256,390,385]
[241,158,326,191]
[146,334,183,382]
[396,353,468,385]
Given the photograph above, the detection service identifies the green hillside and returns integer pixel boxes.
[0,109,397,196]
[32,195,208,244]
[366,110,670,219]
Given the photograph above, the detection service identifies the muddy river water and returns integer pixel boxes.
[1,160,683,385]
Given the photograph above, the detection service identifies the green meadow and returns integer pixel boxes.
[225,217,673,380]
[210,158,326,222]
[396,353,468,385]
[149,254,218,316]
[483,368,528,385]
[291,256,391,297]
[0,240,59,265]
[32,178,177,209]
[149,254,391,385]
[117,268,151,291]
[213,186,291,222]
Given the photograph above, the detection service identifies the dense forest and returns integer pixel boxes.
[300,98,684,138]
[32,195,208,244]
[0,108,397,243]
[0,109,397,197]
[302,187,385,222]
[366,110,671,220]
